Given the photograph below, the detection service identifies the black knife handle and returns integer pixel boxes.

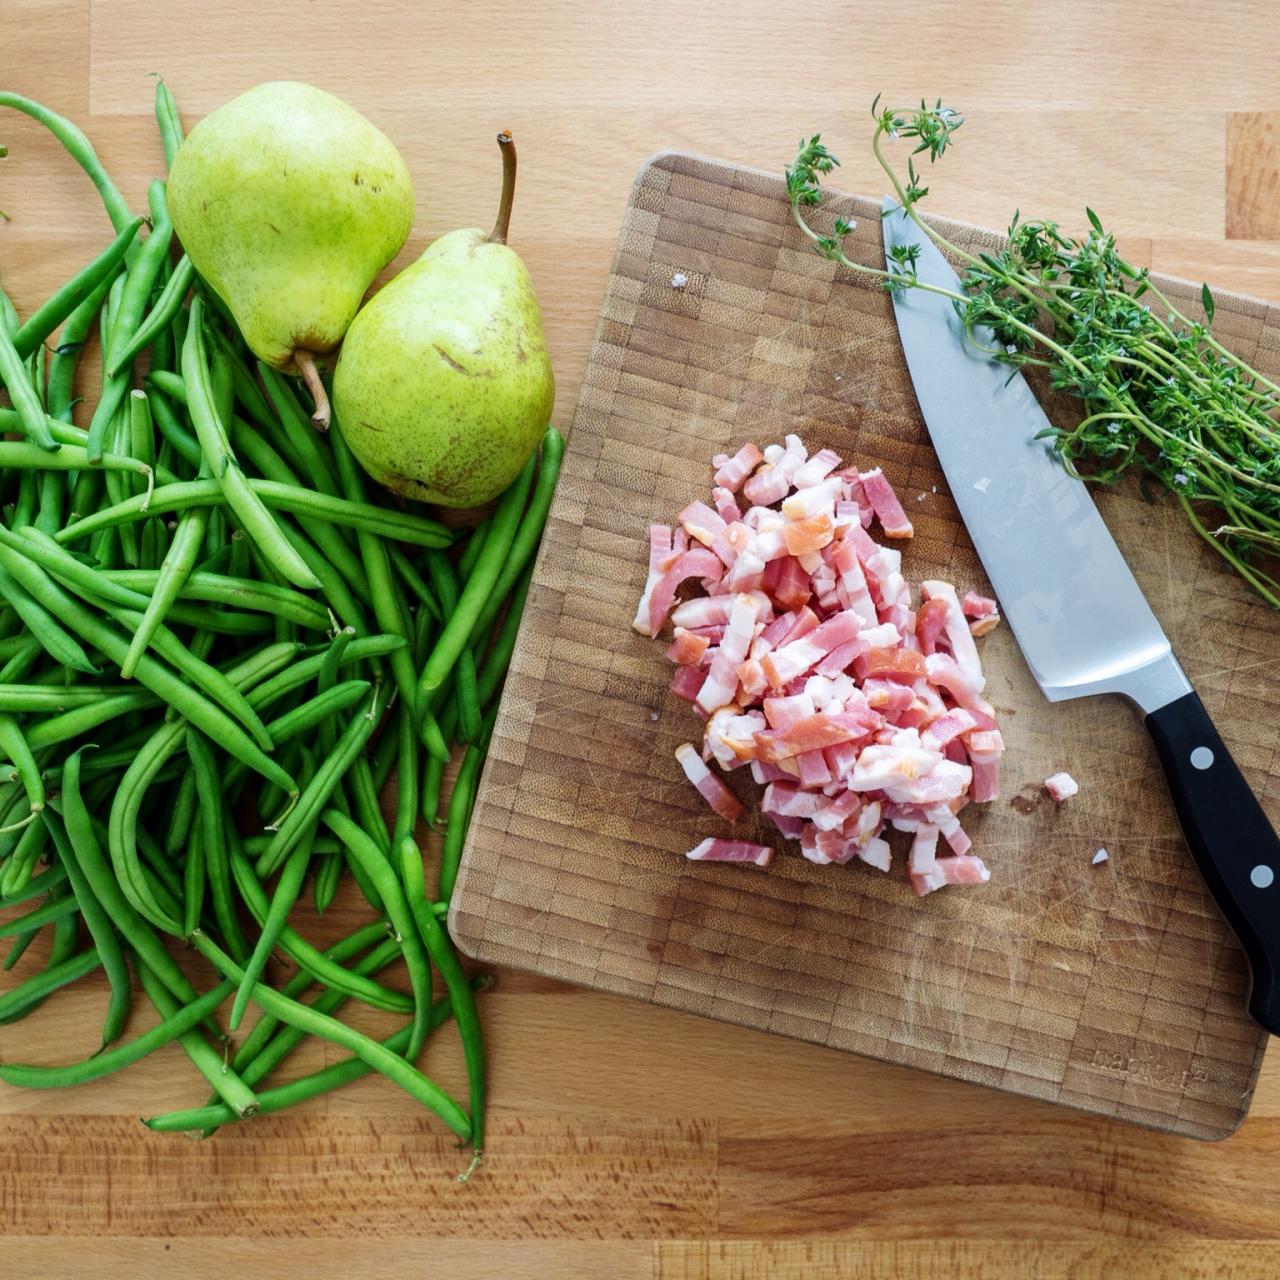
[1146,691,1280,1036]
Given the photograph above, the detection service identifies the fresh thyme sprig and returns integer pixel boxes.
[787,101,1280,607]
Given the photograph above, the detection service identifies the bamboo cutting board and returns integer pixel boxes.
[450,151,1279,1140]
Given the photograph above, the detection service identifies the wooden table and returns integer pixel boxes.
[4,2,1280,1275]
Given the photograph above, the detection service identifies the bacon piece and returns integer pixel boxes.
[711,486,743,523]
[793,447,842,488]
[670,666,706,703]
[854,646,926,684]
[675,743,744,822]
[858,836,892,872]
[686,837,773,867]
[962,592,999,619]
[713,443,763,493]
[774,556,812,610]
[922,708,979,750]
[861,677,915,719]
[915,596,950,655]
[910,855,990,896]
[823,740,860,781]
[920,580,985,694]
[796,749,832,788]
[859,467,914,539]
[763,692,817,730]
[924,653,995,717]
[648,548,724,637]
[968,729,1005,803]
[762,611,863,688]
[743,463,789,506]
[696,594,759,713]
[754,713,861,763]
[781,512,834,557]
[704,708,767,768]
[752,759,795,785]
[811,788,862,832]
[908,823,940,875]
[782,476,843,521]
[1044,771,1079,802]
[678,501,726,548]
[666,627,710,667]
[762,782,824,819]
[633,525,674,635]
[736,659,768,699]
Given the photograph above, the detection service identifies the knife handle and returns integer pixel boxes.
[1146,690,1280,1036]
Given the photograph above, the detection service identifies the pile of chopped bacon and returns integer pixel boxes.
[635,435,1004,896]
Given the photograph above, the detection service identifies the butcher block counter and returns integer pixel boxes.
[4,2,1280,1276]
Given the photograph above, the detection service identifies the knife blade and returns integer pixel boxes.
[883,198,1280,1035]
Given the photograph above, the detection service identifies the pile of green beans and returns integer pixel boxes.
[0,84,563,1174]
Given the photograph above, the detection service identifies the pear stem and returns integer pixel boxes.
[294,350,331,431]
[487,131,516,245]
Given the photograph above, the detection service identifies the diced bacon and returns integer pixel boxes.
[796,750,832,787]
[743,463,789,506]
[704,708,767,768]
[916,596,950,655]
[908,823,940,874]
[675,743,744,822]
[911,855,990,896]
[712,443,763,493]
[686,837,773,867]
[726,546,766,592]
[762,692,817,730]
[862,678,915,719]
[671,596,732,629]
[858,836,892,872]
[859,467,914,539]
[763,782,825,818]
[696,594,760,713]
[1045,771,1079,802]
[823,740,860,782]
[782,512,835,557]
[774,556,812,611]
[936,811,972,856]
[919,581,985,694]
[962,592,999,619]
[813,637,868,678]
[688,624,726,644]
[670,666,706,703]
[761,611,862,688]
[855,646,927,684]
[767,812,806,840]
[830,539,878,627]
[812,788,862,832]
[922,708,979,750]
[754,713,861,763]
[679,501,726,548]
[736,660,768,699]
[924,653,995,717]
[858,623,902,648]
[968,729,1005,803]
[711,486,743,523]
[667,628,710,666]
[793,448,842,488]
[773,606,820,647]
[969,613,1001,638]
[782,476,843,521]
[648,548,724,637]
[633,525,673,635]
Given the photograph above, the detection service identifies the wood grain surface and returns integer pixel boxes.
[3,1,1280,1276]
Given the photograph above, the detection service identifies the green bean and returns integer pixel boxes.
[184,728,248,963]
[0,683,138,713]
[144,980,481,1133]
[439,711,497,901]
[457,518,490,581]
[227,838,409,1013]
[321,809,432,1057]
[477,559,535,706]
[27,690,158,750]
[0,946,99,1024]
[469,425,562,644]
[0,979,233,1091]
[0,442,156,501]
[165,768,197,856]
[121,503,207,677]
[0,637,42,684]
[155,77,184,168]
[245,635,402,710]
[418,454,535,697]
[59,748,202,1009]
[181,299,318,589]
[194,930,469,1134]
[0,317,58,450]
[3,928,40,971]
[41,808,131,1047]
[106,255,194,377]
[229,828,313,1031]
[0,713,43,821]
[313,848,342,915]
[147,384,202,469]
[182,818,205,938]
[257,363,342,497]
[57,476,453,549]
[0,92,135,236]
[0,541,295,793]
[0,560,98,675]
[401,835,487,1155]
[422,749,447,829]
[0,812,49,897]
[0,860,66,908]
[455,649,482,744]
[11,218,144,361]
[86,180,175,461]
[255,680,389,877]
[0,892,79,938]
[393,703,420,847]
[136,961,258,1117]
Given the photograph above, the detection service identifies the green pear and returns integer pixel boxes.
[168,81,413,427]
[333,132,554,507]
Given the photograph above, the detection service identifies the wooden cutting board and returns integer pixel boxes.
[450,151,1279,1140]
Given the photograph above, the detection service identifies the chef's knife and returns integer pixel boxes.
[882,198,1280,1035]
